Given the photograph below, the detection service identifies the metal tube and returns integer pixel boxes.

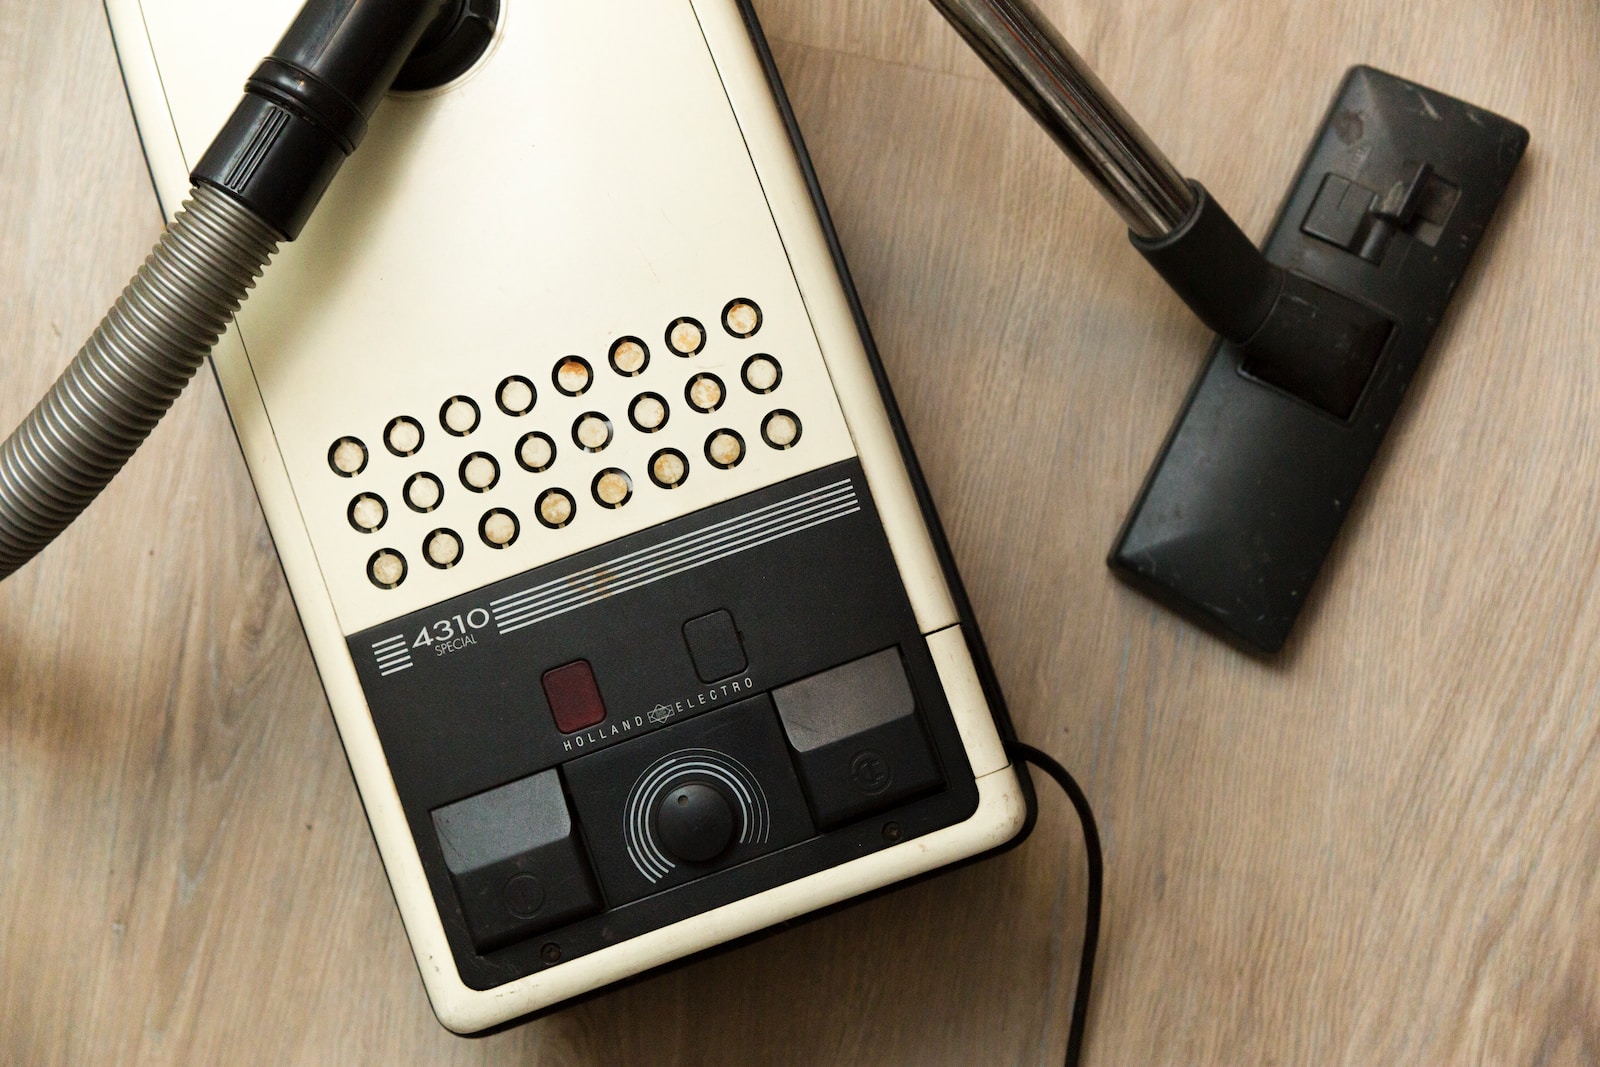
[930,0,1196,237]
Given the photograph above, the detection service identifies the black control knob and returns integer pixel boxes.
[655,782,736,863]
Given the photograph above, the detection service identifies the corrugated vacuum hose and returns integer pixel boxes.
[0,0,467,582]
[0,186,278,579]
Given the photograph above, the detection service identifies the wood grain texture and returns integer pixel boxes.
[1,0,1595,1063]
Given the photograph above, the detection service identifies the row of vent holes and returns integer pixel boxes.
[361,441,806,590]
[328,354,784,478]
[367,487,582,586]
[364,485,594,588]
[349,414,802,540]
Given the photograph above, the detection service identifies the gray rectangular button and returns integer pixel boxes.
[772,648,943,829]
[431,769,602,952]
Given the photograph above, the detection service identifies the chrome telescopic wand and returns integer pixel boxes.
[929,0,1293,351]
[928,0,1195,237]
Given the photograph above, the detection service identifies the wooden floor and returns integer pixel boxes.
[3,1,1597,1063]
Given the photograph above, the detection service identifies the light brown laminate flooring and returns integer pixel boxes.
[3,1,1597,1063]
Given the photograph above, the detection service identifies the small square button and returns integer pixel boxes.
[1302,172,1375,251]
[543,660,606,733]
[683,610,747,682]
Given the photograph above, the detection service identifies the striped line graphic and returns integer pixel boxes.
[371,634,413,677]
[491,478,860,636]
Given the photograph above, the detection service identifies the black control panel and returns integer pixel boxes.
[349,460,981,988]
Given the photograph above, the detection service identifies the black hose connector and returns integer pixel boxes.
[1130,180,1283,345]
[393,0,500,92]
[192,0,448,239]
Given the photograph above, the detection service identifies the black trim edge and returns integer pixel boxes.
[729,0,1036,825]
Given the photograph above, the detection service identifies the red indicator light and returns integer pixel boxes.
[542,660,606,733]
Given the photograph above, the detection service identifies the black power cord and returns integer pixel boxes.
[1007,741,1103,1067]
